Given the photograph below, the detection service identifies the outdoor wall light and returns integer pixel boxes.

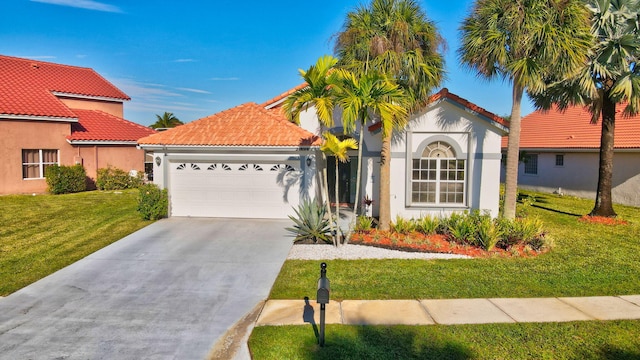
[155,156,161,166]
[306,155,313,167]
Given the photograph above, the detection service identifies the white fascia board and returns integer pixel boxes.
[439,98,509,134]
[1,114,78,122]
[52,91,128,103]
[137,144,319,152]
[515,147,640,153]
[67,140,138,145]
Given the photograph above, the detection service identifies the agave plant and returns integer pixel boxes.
[286,199,332,244]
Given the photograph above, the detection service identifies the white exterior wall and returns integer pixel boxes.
[391,101,504,218]
[512,151,640,207]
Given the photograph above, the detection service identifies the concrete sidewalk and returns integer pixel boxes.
[256,295,640,326]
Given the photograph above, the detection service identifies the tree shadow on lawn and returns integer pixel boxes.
[308,325,473,360]
[594,345,640,360]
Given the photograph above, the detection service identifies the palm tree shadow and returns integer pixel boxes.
[309,325,473,359]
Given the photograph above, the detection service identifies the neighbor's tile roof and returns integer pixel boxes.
[68,109,156,143]
[501,105,640,149]
[138,102,321,147]
[369,88,508,132]
[0,55,129,119]
[262,83,308,109]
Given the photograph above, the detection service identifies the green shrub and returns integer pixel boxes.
[447,212,477,244]
[476,216,503,251]
[96,166,143,190]
[416,215,440,235]
[45,164,87,194]
[354,216,375,232]
[137,184,168,220]
[391,216,417,234]
[286,199,332,244]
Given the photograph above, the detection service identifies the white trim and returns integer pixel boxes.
[516,147,640,153]
[138,144,319,151]
[1,114,78,122]
[264,97,286,110]
[52,91,128,103]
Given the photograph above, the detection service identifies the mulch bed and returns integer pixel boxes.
[578,215,629,226]
[350,230,543,258]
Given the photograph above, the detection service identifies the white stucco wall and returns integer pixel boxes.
[510,150,640,207]
[391,101,504,218]
[297,99,506,219]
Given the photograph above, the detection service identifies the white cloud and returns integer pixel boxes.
[20,55,57,59]
[30,0,122,13]
[210,77,239,81]
[176,87,211,94]
[173,59,196,63]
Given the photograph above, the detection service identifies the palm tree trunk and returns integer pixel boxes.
[352,127,365,218]
[590,97,617,217]
[334,159,341,243]
[378,130,393,230]
[503,82,524,219]
[321,155,337,246]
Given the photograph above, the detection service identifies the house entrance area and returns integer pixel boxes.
[327,156,357,205]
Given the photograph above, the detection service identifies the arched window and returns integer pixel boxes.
[411,141,465,205]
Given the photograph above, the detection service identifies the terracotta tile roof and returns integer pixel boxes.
[369,88,508,132]
[0,55,129,119]
[138,102,321,147]
[68,109,156,143]
[262,83,308,109]
[501,105,640,149]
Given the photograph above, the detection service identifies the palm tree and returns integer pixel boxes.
[331,69,410,230]
[334,0,445,230]
[532,0,640,217]
[459,0,593,219]
[283,55,339,244]
[150,112,183,129]
[320,132,358,243]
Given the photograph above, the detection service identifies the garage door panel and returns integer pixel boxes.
[169,161,301,218]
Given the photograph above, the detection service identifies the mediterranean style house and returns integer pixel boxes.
[500,105,640,207]
[0,55,156,194]
[139,87,508,219]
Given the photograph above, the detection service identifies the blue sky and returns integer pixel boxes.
[2,0,535,126]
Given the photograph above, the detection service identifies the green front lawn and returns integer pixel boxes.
[270,192,640,300]
[250,321,640,359]
[0,190,152,296]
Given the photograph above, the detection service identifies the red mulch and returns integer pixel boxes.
[578,215,629,226]
[350,231,544,258]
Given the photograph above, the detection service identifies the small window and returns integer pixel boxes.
[22,149,58,179]
[555,154,564,167]
[524,154,538,175]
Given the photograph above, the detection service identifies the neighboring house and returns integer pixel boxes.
[500,105,640,207]
[0,55,156,194]
[140,88,508,219]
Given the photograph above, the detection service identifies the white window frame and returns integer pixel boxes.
[22,149,59,179]
[409,141,467,206]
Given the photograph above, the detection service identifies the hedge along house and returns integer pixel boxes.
[0,55,156,194]
[500,105,640,207]
[137,102,322,219]
[265,87,508,219]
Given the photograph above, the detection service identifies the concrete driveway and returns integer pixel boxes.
[0,218,293,359]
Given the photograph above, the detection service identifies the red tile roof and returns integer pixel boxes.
[369,88,508,132]
[0,55,129,119]
[68,109,156,143]
[262,83,308,109]
[501,105,640,149]
[138,102,321,147]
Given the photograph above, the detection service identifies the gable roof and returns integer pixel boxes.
[368,88,509,132]
[138,102,321,147]
[68,109,156,144]
[501,105,640,150]
[0,55,130,120]
[262,83,308,109]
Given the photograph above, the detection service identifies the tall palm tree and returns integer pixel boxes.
[459,0,592,219]
[331,69,410,230]
[150,112,183,129]
[532,0,640,217]
[283,55,339,243]
[334,0,445,230]
[320,132,358,244]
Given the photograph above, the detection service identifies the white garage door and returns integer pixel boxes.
[169,161,302,218]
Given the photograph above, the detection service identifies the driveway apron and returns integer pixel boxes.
[0,218,293,359]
